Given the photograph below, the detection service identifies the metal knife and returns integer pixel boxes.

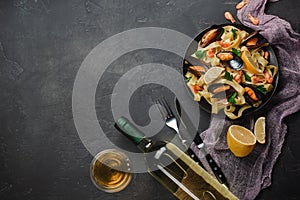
[174,97,229,187]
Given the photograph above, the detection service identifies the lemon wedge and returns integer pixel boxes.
[203,67,224,84]
[254,117,266,144]
[241,49,262,75]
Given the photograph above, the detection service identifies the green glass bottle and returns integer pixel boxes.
[116,117,238,200]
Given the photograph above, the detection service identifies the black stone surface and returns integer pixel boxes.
[0,0,299,200]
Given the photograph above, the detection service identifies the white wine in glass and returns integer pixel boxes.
[90,149,132,193]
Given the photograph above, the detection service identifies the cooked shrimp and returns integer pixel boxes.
[247,14,259,25]
[264,70,273,84]
[264,51,269,60]
[207,48,215,58]
[218,41,231,48]
[245,87,258,101]
[234,71,243,83]
[246,37,258,46]
[236,1,248,10]
[192,85,203,93]
[224,11,236,23]
[251,75,265,83]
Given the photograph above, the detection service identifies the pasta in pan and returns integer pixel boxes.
[185,25,278,119]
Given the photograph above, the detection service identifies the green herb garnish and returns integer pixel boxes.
[224,71,233,81]
[231,28,238,40]
[195,50,207,60]
[256,85,267,94]
[186,76,192,82]
[232,48,241,57]
[228,92,237,105]
[243,71,251,82]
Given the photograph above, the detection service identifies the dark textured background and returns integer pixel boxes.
[0,0,299,199]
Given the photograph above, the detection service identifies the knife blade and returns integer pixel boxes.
[174,97,228,187]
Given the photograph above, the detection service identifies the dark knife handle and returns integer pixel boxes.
[187,148,205,169]
[205,153,228,187]
[194,133,228,187]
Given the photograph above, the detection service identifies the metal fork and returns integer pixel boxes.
[156,97,188,148]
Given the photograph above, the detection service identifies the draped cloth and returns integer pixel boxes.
[190,0,300,199]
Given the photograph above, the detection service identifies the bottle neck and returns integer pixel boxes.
[138,139,166,153]
[115,117,145,144]
[137,138,153,153]
[115,116,166,153]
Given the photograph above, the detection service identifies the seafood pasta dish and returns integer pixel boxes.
[184,25,278,119]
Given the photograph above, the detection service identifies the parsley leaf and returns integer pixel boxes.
[256,85,267,94]
[231,28,238,40]
[243,71,251,82]
[224,71,233,81]
[232,48,241,57]
[186,76,192,82]
[228,92,237,105]
[195,50,207,60]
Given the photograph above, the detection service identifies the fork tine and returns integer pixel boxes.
[156,99,167,119]
[160,97,173,117]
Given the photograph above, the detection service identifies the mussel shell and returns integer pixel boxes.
[241,30,259,46]
[216,51,234,61]
[217,51,244,70]
[228,58,244,70]
[187,66,206,77]
[208,83,224,93]
[208,83,234,99]
[212,88,235,98]
[184,56,208,77]
[185,55,208,69]
[199,27,224,48]
[244,93,256,105]
[253,88,265,100]
[246,42,269,50]
[242,83,266,100]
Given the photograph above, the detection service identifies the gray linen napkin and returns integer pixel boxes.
[190,0,300,199]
